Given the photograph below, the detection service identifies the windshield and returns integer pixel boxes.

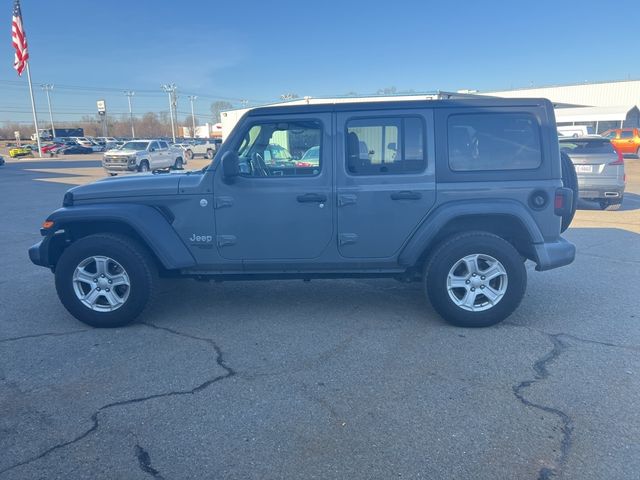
[121,141,149,151]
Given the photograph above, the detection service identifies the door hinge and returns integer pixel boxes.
[338,194,357,207]
[216,235,236,247]
[214,196,234,209]
[338,233,359,246]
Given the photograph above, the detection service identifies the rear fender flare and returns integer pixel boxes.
[398,200,544,267]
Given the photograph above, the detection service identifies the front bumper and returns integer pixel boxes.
[103,163,138,172]
[533,238,576,271]
[29,237,51,267]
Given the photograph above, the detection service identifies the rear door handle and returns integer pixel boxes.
[297,193,327,203]
[390,191,422,200]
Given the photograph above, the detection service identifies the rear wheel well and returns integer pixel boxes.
[52,221,165,273]
[416,215,536,271]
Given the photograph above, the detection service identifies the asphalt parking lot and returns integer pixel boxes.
[1,152,639,480]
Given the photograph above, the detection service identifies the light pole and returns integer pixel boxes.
[188,95,197,138]
[41,84,56,139]
[124,90,135,138]
[162,83,177,142]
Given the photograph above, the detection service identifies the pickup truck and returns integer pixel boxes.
[102,139,185,175]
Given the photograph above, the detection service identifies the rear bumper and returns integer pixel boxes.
[534,238,576,271]
[578,178,625,200]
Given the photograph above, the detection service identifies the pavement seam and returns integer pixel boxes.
[512,334,573,480]
[0,322,235,476]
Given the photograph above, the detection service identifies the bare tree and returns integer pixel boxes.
[210,101,233,123]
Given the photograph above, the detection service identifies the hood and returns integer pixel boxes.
[68,172,187,202]
[105,148,138,155]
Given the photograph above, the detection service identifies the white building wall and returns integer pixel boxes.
[479,80,640,107]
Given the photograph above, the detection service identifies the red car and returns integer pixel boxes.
[40,143,61,154]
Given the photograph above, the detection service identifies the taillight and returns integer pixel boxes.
[554,188,573,217]
[610,149,624,165]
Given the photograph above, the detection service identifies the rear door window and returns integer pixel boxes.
[448,113,542,171]
[620,130,633,139]
[345,117,426,175]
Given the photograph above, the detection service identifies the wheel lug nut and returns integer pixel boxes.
[108,280,112,284]
[480,285,485,289]
[106,288,110,292]
[465,280,470,284]
[471,287,476,292]
[472,273,477,277]
[97,287,101,291]
[481,276,485,280]
[101,274,105,278]
[93,278,98,282]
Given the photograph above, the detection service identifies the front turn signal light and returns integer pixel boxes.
[42,220,54,229]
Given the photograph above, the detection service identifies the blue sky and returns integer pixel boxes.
[2,0,639,124]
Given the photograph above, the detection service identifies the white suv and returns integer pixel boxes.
[184,139,219,160]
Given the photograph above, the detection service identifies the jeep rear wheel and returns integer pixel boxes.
[55,234,157,328]
[425,232,526,327]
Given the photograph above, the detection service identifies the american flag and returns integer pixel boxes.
[11,0,29,76]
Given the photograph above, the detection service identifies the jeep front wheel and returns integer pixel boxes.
[425,232,526,327]
[55,233,157,328]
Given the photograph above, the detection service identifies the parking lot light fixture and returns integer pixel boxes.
[188,95,197,138]
[41,84,56,139]
[162,83,177,143]
[124,90,135,138]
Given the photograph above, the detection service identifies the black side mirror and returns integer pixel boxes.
[221,151,239,183]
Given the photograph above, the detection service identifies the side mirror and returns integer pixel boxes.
[221,151,239,183]
[387,142,397,151]
[149,147,155,152]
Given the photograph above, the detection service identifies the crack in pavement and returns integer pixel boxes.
[135,444,164,479]
[513,334,573,480]
[503,322,639,352]
[0,322,235,476]
[0,329,89,344]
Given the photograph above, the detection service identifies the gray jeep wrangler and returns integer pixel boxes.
[29,98,577,328]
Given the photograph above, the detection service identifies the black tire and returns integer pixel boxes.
[138,160,150,173]
[172,157,184,170]
[425,232,527,328]
[185,149,193,160]
[54,233,157,328]
[206,149,214,159]
[109,173,117,176]
[560,151,578,232]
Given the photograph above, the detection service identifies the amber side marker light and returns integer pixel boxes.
[42,220,55,229]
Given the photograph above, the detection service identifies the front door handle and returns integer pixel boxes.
[297,193,327,203]
[390,191,422,200]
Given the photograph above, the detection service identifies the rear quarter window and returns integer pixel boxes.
[448,113,542,171]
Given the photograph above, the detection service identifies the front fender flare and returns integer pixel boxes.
[398,200,545,266]
[44,203,196,269]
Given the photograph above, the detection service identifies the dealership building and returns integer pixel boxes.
[477,79,640,134]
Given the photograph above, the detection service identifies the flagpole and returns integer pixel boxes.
[25,61,42,157]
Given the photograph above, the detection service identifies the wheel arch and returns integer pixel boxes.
[43,204,196,271]
[399,200,544,270]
